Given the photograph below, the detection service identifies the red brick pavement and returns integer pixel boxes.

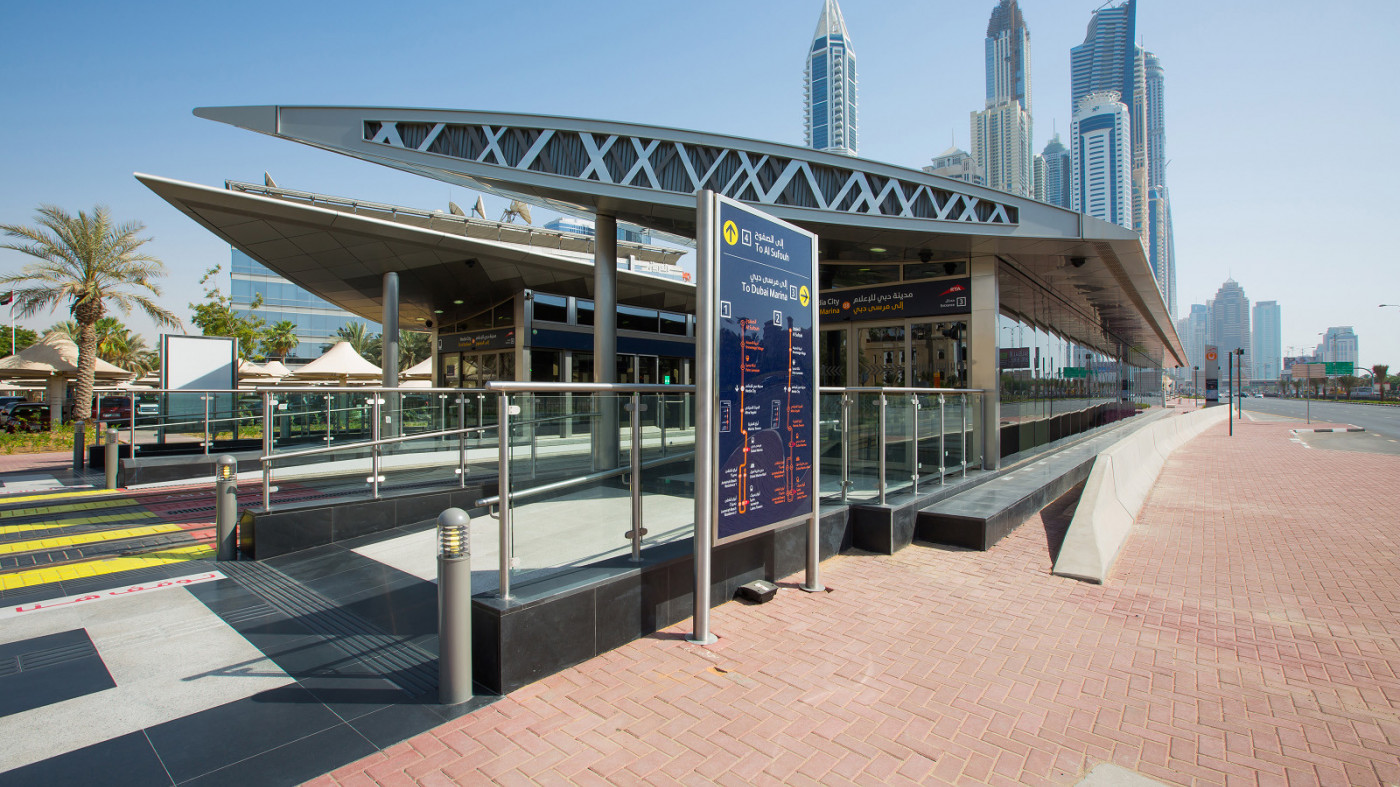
[312,418,1400,786]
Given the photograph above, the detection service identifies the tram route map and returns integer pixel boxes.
[714,201,815,542]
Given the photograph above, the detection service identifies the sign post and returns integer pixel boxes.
[692,190,820,645]
[1204,345,1219,406]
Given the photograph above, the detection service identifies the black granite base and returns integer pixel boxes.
[915,455,1095,551]
[118,449,262,487]
[241,483,497,559]
[470,506,851,695]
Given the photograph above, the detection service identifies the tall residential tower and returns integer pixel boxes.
[1251,301,1281,381]
[971,0,1033,196]
[1070,92,1132,229]
[804,0,858,156]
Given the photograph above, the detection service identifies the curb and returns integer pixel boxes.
[1290,427,1365,433]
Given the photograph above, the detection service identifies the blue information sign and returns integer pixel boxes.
[710,197,818,543]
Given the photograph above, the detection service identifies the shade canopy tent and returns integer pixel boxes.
[261,360,293,378]
[290,341,382,384]
[400,357,431,381]
[0,333,131,423]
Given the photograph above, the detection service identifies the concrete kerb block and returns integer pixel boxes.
[1053,405,1228,584]
[1052,455,1131,584]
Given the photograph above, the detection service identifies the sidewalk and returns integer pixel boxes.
[315,416,1400,786]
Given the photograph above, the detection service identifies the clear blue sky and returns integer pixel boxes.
[3,1,1397,368]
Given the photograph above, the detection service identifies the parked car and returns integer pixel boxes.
[92,396,134,421]
[0,396,27,409]
[5,403,51,433]
[0,400,32,428]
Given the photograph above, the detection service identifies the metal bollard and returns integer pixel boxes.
[72,420,86,472]
[105,429,118,490]
[214,455,238,561]
[437,508,473,705]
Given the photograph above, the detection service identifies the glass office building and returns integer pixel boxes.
[230,250,376,362]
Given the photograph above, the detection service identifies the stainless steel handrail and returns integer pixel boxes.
[260,422,498,463]
[820,386,986,394]
[486,381,696,394]
[475,450,694,509]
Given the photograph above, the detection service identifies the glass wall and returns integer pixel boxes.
[230,250,376,360]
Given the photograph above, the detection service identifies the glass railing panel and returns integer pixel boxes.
[818,392,846,501]
[267,442,375,507]
[503,392,631,585]
[942,393,967,472]
[846,391,883,501]
[882,393,914,499]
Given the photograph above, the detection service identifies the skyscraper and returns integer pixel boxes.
[1071,1,1175,314]
[1209,279,1251,376]
[1070,1,1137,113]
[1039,133,1071,208]
[922,146,983,185]
[804,0,858,156]
[1183,303,1208,372]
[971,0,1033,197]
[1251,301,1281,381]
[1320,327,1359,365]
[1070,92,1132,229]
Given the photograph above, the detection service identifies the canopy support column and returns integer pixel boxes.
[968,255,1001,470]
[594,214,619,470]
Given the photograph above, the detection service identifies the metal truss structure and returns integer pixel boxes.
[361,120,1016,226]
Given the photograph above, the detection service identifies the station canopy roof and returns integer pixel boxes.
[147,105,1183,367]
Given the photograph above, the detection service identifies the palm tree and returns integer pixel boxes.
[400,331,431,368]
[330,322,381,363]
[99,326,155,377]
[261,320,300,361]
[1372,364,1389,400]
[1,205,179,422]
[46,320,79,342]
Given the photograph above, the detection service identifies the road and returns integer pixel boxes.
[1231,396,1400,439]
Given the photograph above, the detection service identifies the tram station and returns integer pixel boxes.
[127,105,1186,693]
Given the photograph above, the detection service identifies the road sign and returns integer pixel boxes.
[1291,363,1326,380]
[1324,361,1354,375]
[1061,366,1088,379]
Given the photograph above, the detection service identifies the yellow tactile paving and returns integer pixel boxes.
[0,488,127,505]
[0,523,184,556]
[0,511,160,537]
[0,544,213,591]
[0,498,141,520]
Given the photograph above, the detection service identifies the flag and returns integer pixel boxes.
[0,292,11,306]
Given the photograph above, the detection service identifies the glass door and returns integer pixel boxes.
[857,324,906,387]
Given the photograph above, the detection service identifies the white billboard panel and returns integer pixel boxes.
[161,335,237,390]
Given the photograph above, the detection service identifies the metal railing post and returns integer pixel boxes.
[324,394,332,444]
[626,392,645,562]
[938,393,946,485]
[128,390,136,450]
[261,391,273,511]
[910,394,920,496]
[659,394,668,455]
[457,395,467,488]
[840,393,851,503]
[961,393,969,478]
[878,393,888,505]
[203,394,211,454]
[498,392,513,599]
[370,395,382,499]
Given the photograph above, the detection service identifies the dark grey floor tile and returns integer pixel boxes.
[347,702,447,749]
[0,731,172,787]
[0,629,115,718]
[298,672,416,722]
[177,723,375,787]
[144,685,342,783]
